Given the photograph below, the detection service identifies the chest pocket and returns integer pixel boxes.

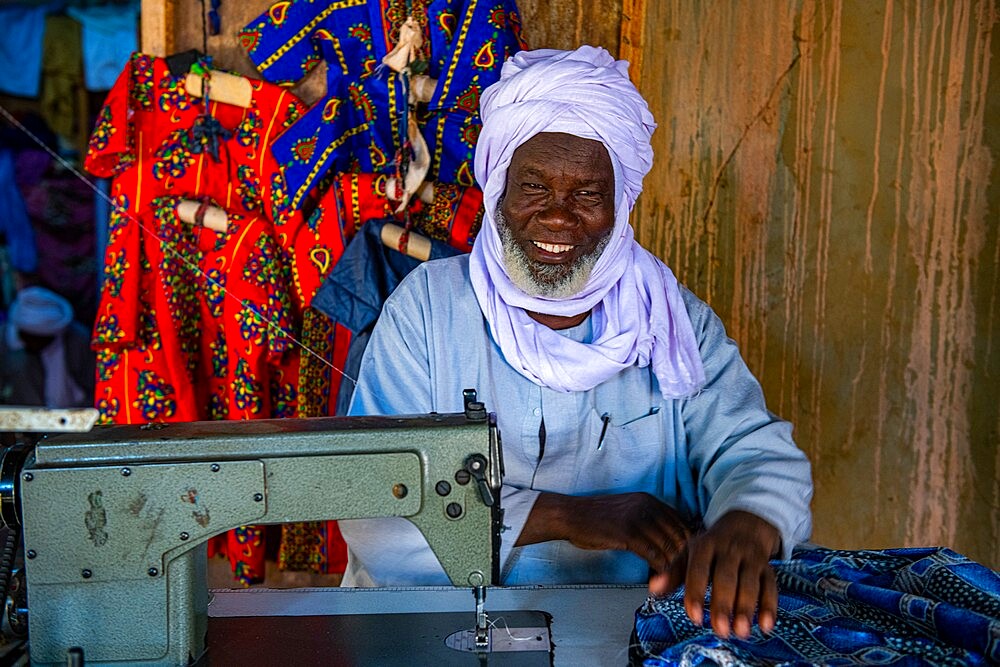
[572,407,664,495]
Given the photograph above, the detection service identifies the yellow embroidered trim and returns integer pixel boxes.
[290,123,369,209]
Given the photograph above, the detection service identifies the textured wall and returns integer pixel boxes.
[635,0,999,568]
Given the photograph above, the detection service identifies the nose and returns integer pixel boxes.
[536,195,578,228]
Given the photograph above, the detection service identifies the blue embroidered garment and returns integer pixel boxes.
[633,547,1000,666]
[240,0,526,209]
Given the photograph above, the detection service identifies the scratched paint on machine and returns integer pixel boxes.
[20,460,266,584]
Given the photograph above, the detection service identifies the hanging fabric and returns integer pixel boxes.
[238,0,527,213]
[85,53,314,584]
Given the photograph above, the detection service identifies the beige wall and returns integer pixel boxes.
[635,0,999,568]
[145,0,999,568]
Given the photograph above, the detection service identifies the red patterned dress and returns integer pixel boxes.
[86,53,327,584]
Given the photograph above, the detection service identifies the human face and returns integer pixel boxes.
[498,133,615,298]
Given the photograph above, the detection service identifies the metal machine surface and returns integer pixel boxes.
[0,400,503,665]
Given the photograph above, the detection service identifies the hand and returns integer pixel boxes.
[649,510,781,639]
[516,492,693,573]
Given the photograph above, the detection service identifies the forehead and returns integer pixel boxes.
[508,132,613,182]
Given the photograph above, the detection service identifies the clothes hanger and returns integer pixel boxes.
[184,68,252,109]
[165,49,252,109]
[176,198,228,232]
[380,222,430,261]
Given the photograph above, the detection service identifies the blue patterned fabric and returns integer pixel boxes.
[240,0,526,209]
[633,547,1000,666]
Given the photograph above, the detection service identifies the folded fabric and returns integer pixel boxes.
[0,4,46,97]
[633,547,1000,666]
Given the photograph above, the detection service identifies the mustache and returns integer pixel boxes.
[495,207,608,299]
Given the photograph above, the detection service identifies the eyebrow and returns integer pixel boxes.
[516,166,612,189]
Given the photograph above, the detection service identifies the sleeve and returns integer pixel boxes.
[0,150,37,273]
[240,1,328,85]
[83,55,134,178]
[680,292,813,558]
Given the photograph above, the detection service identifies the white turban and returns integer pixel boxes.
[469,46,705,398]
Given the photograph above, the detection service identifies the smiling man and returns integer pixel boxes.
[342,46,813,639]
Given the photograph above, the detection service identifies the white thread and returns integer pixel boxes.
[0,103,357,387]
[486,616,539,642]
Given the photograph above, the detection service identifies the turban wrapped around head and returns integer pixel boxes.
[9,286,72,337]
[5,286,85,408]
[469,46,705,398]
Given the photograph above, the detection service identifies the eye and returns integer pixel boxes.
[576,191,605,205]
[521,182,546,192]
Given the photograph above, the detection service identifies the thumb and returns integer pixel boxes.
[648,570,670,596]
[648,550,687,596]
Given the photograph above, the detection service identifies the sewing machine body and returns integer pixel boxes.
[6,410,501,665]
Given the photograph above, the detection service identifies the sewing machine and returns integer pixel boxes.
[0,393,506,666]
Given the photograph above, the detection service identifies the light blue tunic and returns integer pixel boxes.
[342,255,812,586]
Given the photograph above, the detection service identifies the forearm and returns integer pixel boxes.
[514,491,693,576]
[515,492,573,546]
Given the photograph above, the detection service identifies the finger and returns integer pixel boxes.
[683,538,712,628]
[706,551,740,639]
[648,570,670,596]
[648,547,688,596]
[636,524,682,573]
[636,533,671,573]
[652,512,691,554]
[757,565,778,634]
[666,548,688,594]
[731,561,761,639]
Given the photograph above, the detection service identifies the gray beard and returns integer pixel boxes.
[496,208,609,299]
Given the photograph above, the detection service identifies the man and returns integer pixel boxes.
[1,285,94,408]
[342,46,813,640]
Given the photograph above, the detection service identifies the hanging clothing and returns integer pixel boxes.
[409,181,483,252]
[66,4,140,91]
[0,149,37,273]
[239,0,527,210]
[285,173,391,418]
[85,53,312,584]
[86,53,308,423]
[20,149,98,325]
[294,175,481,416]
[40,14,84,142]
[89,199,299,424]
[0,4,46,98]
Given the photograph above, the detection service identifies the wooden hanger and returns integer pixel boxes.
[184,70,252,109]
[381,223,430,261]
[165,49,252,109]
[176,199,228,232]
